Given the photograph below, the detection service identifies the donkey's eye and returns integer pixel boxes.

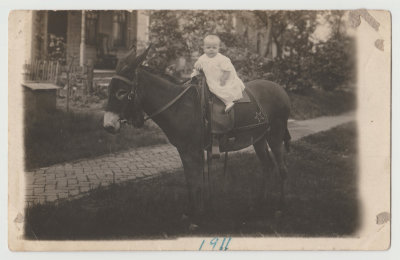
[115,89,128,100]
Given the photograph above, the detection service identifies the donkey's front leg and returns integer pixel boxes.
[177,148,205,225]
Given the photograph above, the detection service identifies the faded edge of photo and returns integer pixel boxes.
[7,10,391,251]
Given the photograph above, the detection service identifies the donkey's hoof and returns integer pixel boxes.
[189,223,200,231]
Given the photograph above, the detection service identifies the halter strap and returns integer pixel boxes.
[112,74,194,122]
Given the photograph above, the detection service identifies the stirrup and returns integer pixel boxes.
[211,136,220,159]
[211,143,220,159]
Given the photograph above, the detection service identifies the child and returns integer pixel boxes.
[191,35,245,112]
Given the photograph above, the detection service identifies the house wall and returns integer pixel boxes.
[30,10,154,67]
[66,11,139,67]
[30,11,48,61]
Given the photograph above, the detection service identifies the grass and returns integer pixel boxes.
[24,122,359,239]
[24,109,167,170]
[288,88,356,120]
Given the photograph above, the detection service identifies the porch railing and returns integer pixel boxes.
[23,60,62,82]
[23,59,95,111]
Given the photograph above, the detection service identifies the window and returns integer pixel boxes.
[86,11,98,45]
[112,11,127,47]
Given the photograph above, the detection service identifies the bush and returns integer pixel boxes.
[312,36,356,91]
[263,55,314,93]
[146,11,355,93]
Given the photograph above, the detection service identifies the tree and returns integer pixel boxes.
[147,10,355,92]
[147,10,236,72]
[253,11,318,58]
[311,11,356,91]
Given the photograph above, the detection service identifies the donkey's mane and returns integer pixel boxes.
[139,65,189,85]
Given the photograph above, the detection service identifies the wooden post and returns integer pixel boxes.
[43,12,48,59]
[87,59,94,94]
[55,61,60,85]
[66,56,75,112]
[80,10,86,67]
[136,10,150,52]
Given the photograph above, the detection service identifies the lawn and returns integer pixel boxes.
[288,88,356,120]
[24,109,167,170]
[24,122,359,239]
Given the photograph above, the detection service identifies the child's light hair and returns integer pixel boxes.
[204,35,221,45]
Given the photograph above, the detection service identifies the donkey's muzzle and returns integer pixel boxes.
[103,112,121,134]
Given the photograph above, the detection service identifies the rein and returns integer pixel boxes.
[143,80,193,121]
[112,74,193,122]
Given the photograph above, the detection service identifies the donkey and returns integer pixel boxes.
[103,46,291,223]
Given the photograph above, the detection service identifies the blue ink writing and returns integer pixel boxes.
[199,239,205,251]
[199,237,232,251]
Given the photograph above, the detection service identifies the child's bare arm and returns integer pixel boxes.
[220,71,230,86]
[191,60,202,77]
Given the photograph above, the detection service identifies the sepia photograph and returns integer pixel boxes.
[7,7,391,251]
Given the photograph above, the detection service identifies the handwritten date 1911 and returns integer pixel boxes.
[199,237,232,251]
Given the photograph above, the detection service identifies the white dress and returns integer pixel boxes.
[192,53,245,105]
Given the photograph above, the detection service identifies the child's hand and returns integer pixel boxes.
[194,62,202,71]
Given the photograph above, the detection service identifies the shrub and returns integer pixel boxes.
[146,11,355,93]
[312,36,356,91]
[263,55,314,93]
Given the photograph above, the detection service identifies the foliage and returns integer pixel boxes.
[47,34,66,64]
[312,36,356,91]
[147,10,355,92]
[253,11,318,57]
[147,10,236,72]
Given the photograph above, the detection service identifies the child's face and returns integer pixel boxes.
[203,40,219,58]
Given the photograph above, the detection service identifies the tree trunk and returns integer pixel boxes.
[263,16,273,58]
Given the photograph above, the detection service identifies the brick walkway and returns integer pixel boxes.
[24,112,355,206]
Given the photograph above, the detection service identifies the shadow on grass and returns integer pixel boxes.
[24,122,359,240]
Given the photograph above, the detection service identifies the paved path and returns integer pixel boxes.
[24,112,355,206]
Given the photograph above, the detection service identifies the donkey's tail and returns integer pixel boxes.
[284,126,291,153]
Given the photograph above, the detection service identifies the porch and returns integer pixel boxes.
[30,10,149,69]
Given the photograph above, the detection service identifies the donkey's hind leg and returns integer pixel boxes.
[266,119,289,208]
[253,137,274,201]
[253,137,274,174]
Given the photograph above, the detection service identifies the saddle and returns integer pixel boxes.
[194,75,269,153]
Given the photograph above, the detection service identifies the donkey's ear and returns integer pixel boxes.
[116,47,136,74]
[131,44,152,67]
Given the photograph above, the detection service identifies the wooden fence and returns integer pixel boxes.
[23,60,93,88]
[23,60,62,82]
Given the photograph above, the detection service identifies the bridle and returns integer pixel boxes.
[112,74,137,101]
[111,72,194,122]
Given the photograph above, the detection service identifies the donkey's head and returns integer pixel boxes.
[103,45,151,133]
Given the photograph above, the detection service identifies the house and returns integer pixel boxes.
[26,10,150,69]
[24,10,278,76]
